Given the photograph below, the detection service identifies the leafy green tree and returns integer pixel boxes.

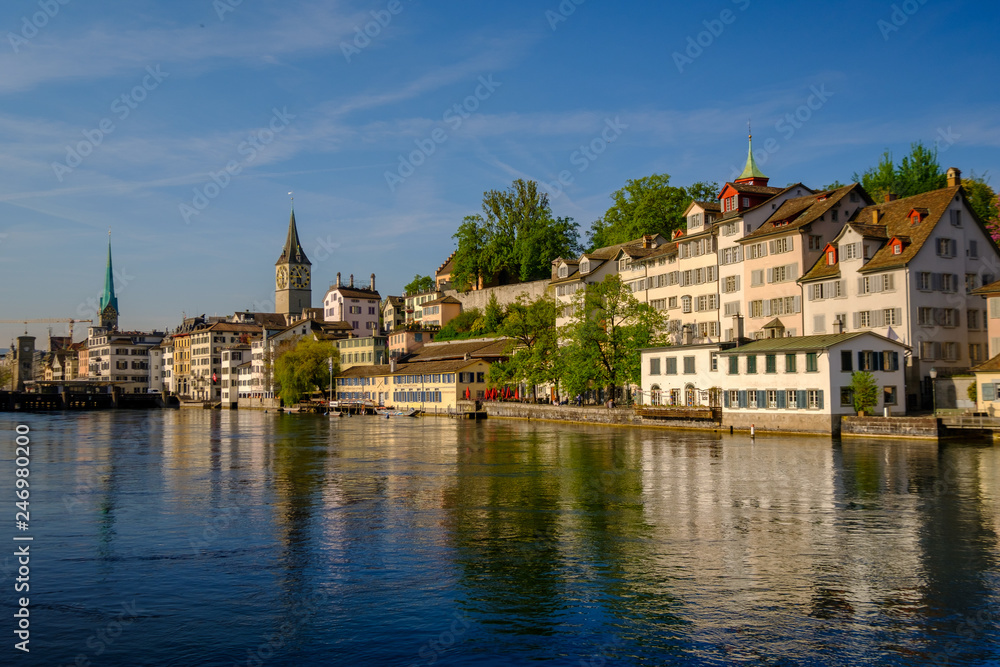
[849,371,880,415]
[274,336,340,406]
[961,172,1000,241]
[968,381,978,404]
[852,142,946,200]
[559,275,667,397]
[488,294,558,399]
[404,274,435,295]
[822,180,846,190]
[481,293,505,333]
[452,179,581,290]
[435,308,484,341]
[587,175,719,249]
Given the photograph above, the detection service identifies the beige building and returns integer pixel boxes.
[420,295,462,328]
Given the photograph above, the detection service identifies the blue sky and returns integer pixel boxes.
[1,0,998,344]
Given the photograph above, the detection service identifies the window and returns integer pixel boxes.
[809,235,823,251]
[807,389,820,409]
[728,356,739,375]
[751,269,765,286]
[843,243,861,260]
[765,354,776,374]
[668,296,678,309]
[841,350,853,372]
[969,309,980,330]
[806,352,818,372]
[840,387,854,407]
[729,389,739,406]
[883,386,897,405]
[682,296,692,313]
[827,249,837,265]
[711,352,719,372]
[723,275,740,293]
[936,238,956,258]
[746,355,757,374]
[767,389,778,408]
[558,265,568,278]
[649,358,661,375]
[769,238,792,254]
[813,315,826,333]
[747,243,768,260]
[748,391,758,409]
[918,272,932,291]
[951,210,962,227]
[969,240,979,259]
[665,357,678,375]
[683,357,695,374]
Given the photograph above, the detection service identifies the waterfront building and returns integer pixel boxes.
[799,171,999,409]
[274,207,312,318]
[188,323,261,401]
[382,296,405,333]
[420,295,462,328]
[162,339,173,394]
[86,329,164,393]
[220,344,251,408]
[971,277,1000,357]
[335,358,491,410]
[324,273,381,337]
[716,331,909,435]
[639,324,740,407]
[148,343,164,393]
[739,183,873,339]
[172,333,192,397]
[337,335,388,370]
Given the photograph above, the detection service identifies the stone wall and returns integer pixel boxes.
[840,416,942,439]
[238,397,282,410]
[722,411,839,436]
[444,279,551,312]
[485,403,725,431]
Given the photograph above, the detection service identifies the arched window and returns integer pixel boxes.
[651,384,661,406]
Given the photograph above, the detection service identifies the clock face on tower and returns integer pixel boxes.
[276,266,288,289]
[290,266,310,288]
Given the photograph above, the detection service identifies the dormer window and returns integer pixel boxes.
[892,243,902,255]
[826,246,837,265]
[580,259,590,273]
[558,265,568,278]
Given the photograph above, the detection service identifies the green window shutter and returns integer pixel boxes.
[817,390,824,410]
[724,392,730,408]
[983,383,995,401]
[777,391,786,409]
[757,390,766,408]
[797,390,807,409]
[739,390,747,408]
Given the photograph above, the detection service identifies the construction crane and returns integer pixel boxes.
[0,319,94,340]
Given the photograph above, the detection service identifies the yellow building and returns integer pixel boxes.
[337,335,388,370]
[972,355,1000,413]
[335,358,491,411]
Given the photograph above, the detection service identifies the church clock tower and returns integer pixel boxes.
[275,205,311,317]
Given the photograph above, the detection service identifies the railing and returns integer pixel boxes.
[940,415,1000,429]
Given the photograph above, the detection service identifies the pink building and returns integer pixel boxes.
[323,272,381,338]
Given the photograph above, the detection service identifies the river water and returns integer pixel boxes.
[1,410,999,666]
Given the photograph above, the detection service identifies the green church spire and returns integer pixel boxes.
[738,131,767,181]
[99,229,119,329]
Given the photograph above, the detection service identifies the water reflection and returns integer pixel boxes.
[1,412,998,665]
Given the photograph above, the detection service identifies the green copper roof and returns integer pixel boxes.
[100,236,118,314]
[738,136,767,181]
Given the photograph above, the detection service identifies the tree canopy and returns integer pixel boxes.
[274,336,339,406]
[961,171,1000,241]
[451,179,581,291]
[849,371,880,415]
[586,175,719,250]
[851,142,946,200]
[487,294,559,398]
[559,274,668,397]
[404,274,435,295]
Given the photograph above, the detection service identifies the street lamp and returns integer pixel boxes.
[929,367,937,415]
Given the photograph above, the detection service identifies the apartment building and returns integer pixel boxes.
[324,273,381,337]
[86,328,165,393]
[799,171,1000,408]
[189,323,261,401]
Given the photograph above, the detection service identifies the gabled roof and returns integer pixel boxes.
[328,285,381,300]
[275,207,310,266]
[971,354,1000,373]
[423,295,462,307]
[740,184,867,243]
[971,278,1000,297]
[762,318,785,330]
[719,331,908,354]
[408,337,509,362]
[722,182,784,197]
[436,250,457,276]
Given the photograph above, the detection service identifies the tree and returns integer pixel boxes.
[273,336,339,406]
[559,275,668,398]
[488,294,558,399]
[404,275,435,295]
[849,371,880,415]
[452,180,581,290]
[852,142,946,200]
[587,175,720,250]
[435,308,484,341]
[968,381,978,404]
[961,172,1000,241]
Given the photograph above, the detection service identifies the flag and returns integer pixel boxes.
[212,372,218,384]
[887,327,899,341]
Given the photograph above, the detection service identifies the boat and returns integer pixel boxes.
[375,407,418,418]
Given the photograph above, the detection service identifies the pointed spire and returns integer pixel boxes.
[737,130,768,182]
[276,201,310,266]
[100,230,118,314]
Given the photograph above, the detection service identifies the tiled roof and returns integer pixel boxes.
[725,182,785,196]
[799,256,841,282]
[719,331,907,354]
[423,295,462,306]
[971,279,1000,297]
[329,286,381,300]
[694,200,722,212]
[741,184,866,243]
[409,337,509,361]
[971,354,1000,373]
[857,185,963,273]
[204,322,264,334]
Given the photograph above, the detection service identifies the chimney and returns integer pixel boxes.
[389,358,397,373]
[833,317,844,334]
[732,314,744,341]
[947,167,961,187]
[370,273,375,291]
[336,272,341,288]
[681,324,693,346]
[350,274,354,287]
[884,193,897,202]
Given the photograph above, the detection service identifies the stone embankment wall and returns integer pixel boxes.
[485,403,724,431]
[722,412,839,436]
[238,397,282,410]
[445,278,550,311]
[840,416,942,439]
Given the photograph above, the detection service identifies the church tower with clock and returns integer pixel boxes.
[275,205,311,317]
[99,233,119,330]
